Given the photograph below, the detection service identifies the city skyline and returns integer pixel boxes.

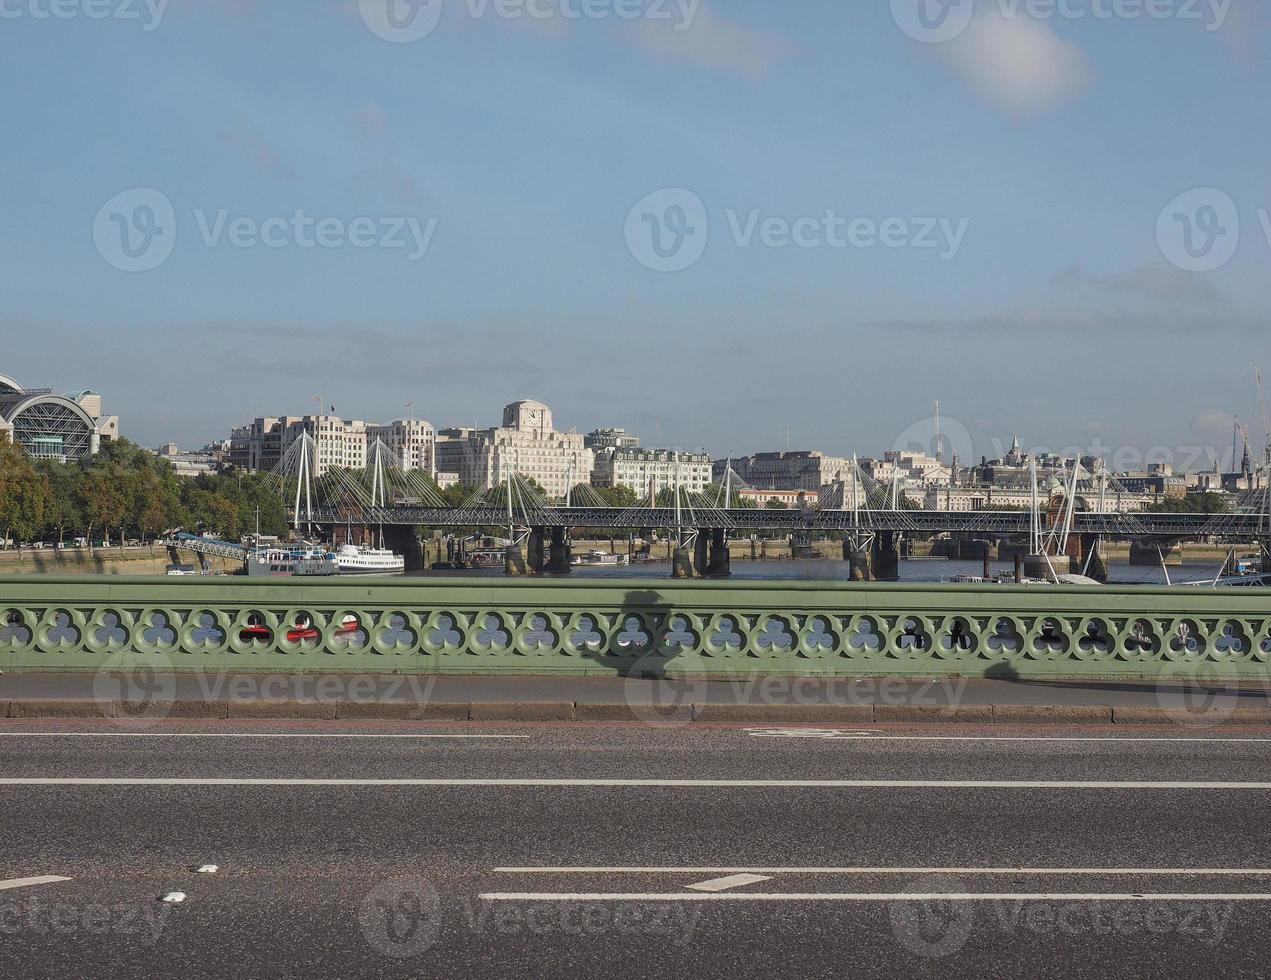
[2,2,1268,460]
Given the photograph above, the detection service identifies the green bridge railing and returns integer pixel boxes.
[1,575,1268,678]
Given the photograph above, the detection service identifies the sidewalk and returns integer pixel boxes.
[2,672,1270,725]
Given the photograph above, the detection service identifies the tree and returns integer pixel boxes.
[0,434,50,548]
[75,465,128,549]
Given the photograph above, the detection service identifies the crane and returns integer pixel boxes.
[1256,367,1271,469]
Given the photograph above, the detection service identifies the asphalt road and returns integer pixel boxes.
[3,721,1271,978]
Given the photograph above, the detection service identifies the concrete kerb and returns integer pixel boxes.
[5,700,1271,724]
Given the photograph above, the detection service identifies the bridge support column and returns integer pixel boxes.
[871,531,900,582]
[672,547,698,579]
[547,526,571,574]
[505,544,528,576]
[527,529,546,574]
[1024,554,1056,583]
[1081,534,1108,584]
[791,533,815,560]
[693,533,709,577]
[707,529,731,577]
[1129,540,1182,566]
[382,526,425,572]
[845,540,873,581]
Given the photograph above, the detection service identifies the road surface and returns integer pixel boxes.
[2,719,1270,978]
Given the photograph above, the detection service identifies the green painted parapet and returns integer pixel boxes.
[0,574,1268,678]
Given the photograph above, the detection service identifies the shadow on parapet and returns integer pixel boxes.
[584,588,676,679]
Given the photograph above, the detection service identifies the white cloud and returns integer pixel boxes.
[628,2,792,78]
[938,12,1093,114]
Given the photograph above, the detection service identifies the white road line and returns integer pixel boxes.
[685,873,773,892]
[0,876,71,892]
[744,734,1271,744]
[2,778,1271,788]
[0,733,530,740]
[480,892,1271,903]
[495,867,1271,875]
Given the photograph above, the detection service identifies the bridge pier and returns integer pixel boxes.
[505,544,528,576]
[871,531,900,582]
[1129,540,1183,566]
[1081,533,1108,584]
[382,526,425,572]
[707,528,731,577]
[790,533,815,560]
[1023,554,1056,583]
[547,526,571,574]
[844,541,873,582]
[672,547,698,579]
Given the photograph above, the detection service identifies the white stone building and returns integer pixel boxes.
[434,400,594,499]
[593,448,713,498]
[368,419,435,476]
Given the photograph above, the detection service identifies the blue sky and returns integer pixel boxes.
[1,0,1268,468]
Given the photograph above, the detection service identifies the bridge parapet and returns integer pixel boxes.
[1,575,1269,679]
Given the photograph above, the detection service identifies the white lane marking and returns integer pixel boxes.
[496,867,1271,876]
[685,873,772,892]
[2,778,1271,788]
[744,730,1271,744]
[481,892,1271,903]
[0,733,530,740]
[0,875,71,891]
[161,892,186,904]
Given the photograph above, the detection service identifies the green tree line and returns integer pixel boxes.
[0,435,289,548]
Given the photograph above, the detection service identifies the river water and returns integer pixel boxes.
[407,558,1225,586]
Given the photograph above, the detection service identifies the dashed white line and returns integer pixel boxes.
[685,873,772,892]
[495,866,1271,875]
[0,733,530,740]
[0,876,71,892]
[1,778,1271,788]
[480,892,1271,903]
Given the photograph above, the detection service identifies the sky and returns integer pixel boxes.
[1,0,1269,470]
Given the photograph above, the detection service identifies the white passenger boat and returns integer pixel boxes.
[334,544,406,576]
[571,549,630,567]
[246,545,338,577]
